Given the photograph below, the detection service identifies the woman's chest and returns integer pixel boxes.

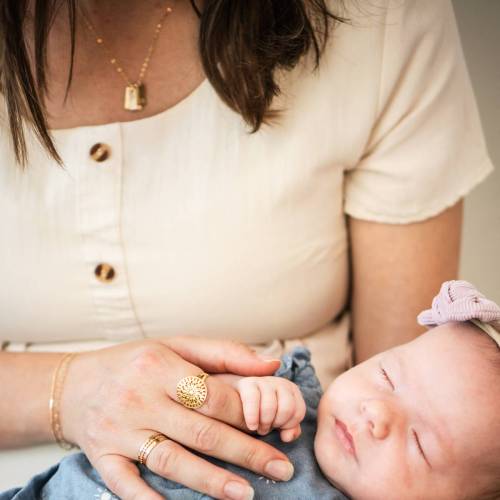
[0,113,350,344]
[0,25,382,344]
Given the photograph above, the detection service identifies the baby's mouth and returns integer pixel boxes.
[334,418,357,460]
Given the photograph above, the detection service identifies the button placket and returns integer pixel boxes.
[75,127,144,340]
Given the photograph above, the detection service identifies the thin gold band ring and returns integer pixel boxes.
[137,432,168,465]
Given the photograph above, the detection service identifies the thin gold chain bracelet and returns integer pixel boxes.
[49,352,79,450]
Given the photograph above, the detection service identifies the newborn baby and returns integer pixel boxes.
[229,280,500,500]
[4,281,500,500]
[316,314,500,499]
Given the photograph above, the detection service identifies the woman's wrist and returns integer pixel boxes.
[57,348,100,447]
[49,352,79,449]
[0,351,68,448]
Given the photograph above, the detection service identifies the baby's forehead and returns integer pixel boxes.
[402,324,498,387]
[404,322,491,361]
[399,325,500,455]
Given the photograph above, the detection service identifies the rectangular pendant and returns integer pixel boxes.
[124,83,146,111]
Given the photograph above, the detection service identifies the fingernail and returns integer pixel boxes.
[223,481,255,500]
[264,460,294,481]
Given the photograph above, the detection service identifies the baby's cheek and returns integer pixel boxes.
[313,423,337,480]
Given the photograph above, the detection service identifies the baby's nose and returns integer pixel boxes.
[360,399,393,440]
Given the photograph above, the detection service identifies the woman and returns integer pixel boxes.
[0,0,494,499]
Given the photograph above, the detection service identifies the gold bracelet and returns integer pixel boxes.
[49,352,78,450]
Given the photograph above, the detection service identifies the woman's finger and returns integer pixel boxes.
[147,402,294,482]
[160,336,281,376]
[125,430,255,500]
[94,454,164,500]
[126,344,249,431]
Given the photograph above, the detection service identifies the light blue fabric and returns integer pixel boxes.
[0,347,348,499]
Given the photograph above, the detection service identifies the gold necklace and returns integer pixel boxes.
[79,3,173,111]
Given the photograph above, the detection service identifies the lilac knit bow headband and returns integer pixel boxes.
[417,280,500,347]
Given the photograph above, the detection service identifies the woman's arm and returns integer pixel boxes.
[348,199,463,363]
[0,351,64,448]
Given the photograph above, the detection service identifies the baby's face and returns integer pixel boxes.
[314,323,500,500]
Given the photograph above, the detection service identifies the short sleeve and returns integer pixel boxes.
[344,0,494,223]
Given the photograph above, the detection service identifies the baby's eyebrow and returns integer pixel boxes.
[396,352,454,469]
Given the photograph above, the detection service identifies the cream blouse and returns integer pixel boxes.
[0,0,494,393]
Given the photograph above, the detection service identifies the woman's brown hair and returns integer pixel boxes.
[0,0,350,168]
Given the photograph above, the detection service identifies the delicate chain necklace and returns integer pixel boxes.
[79,3,173,111]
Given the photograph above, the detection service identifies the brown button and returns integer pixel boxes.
[94,263,115,282]
[90,143,111,162]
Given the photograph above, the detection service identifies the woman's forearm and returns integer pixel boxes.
[0,351,64,448]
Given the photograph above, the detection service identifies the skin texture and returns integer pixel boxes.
[314,323,500,500]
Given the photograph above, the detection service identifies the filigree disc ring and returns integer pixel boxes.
[176,373,209,409]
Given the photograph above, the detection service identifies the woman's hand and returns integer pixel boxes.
[60,336,294,500]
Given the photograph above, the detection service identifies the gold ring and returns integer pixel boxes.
[176,372,209,409]
[137,432,168,465]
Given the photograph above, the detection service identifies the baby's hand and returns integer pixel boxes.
[214,374,307,442]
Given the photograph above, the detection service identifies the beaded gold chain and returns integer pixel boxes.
[79,3,173,111]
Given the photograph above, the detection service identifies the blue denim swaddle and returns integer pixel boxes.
[1,346,348,500]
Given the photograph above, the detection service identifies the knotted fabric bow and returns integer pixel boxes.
[417,280,500,347]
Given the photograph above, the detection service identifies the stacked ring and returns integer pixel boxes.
[137,432,168,465]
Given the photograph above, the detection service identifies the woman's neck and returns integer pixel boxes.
[26,0,206,129]
[78,0,176,43]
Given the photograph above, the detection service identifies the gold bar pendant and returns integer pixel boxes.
[124,83,146,111]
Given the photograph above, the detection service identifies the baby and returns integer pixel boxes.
[314,281,500,500]
[4,281,500,500]
[221,280,500,500]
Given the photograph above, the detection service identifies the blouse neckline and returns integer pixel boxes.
[49,77,210,135]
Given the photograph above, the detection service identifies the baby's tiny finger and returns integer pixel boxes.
[281,385,307,431]
[280,425,302,443]
[237,378,260,431]
[272,384,296,429]
[257,382,277,435]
